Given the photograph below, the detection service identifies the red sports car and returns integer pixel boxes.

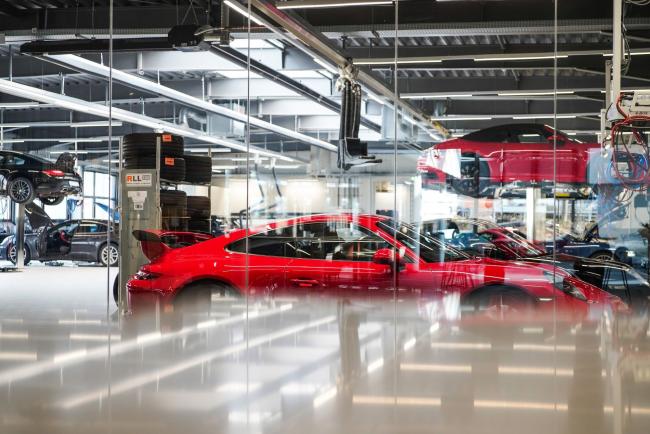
[418,124,599,197]
[127,214,620,313]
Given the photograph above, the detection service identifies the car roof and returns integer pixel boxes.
[244,213,390,234]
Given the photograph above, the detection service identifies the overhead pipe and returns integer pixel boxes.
[41,54,338,152]
[247,0,448,139]
[209,45,381,133]
[0,78,294,161]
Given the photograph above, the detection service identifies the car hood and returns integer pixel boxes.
[25,203,53,229]
[518,253,635,288]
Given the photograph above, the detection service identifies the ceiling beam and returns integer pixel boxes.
[0,78,295,161]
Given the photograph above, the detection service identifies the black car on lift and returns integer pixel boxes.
[0,204,119,267]
[0,151,82,205]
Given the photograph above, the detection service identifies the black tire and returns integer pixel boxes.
[451,154,491,198]
[186,196,211,219]
[7,177,35,204]
[182,154,212,184]
[462,286,535,313]
[98,243,119,267]
[188,219,211,233]
[589,251,615,262]
[160,190,188,231]
[7,243,31,266]
[174,281,239,313]
[113,273,119,305]
[123,156,186,182]
[122,133,184,157]
[40,196,65,206]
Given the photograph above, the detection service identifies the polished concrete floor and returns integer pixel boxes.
[0,267,649,434]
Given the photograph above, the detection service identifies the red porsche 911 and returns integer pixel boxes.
[417,124,599,197]
[127,214,621,313]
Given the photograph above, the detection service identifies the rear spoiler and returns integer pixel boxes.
[132,230,213,261]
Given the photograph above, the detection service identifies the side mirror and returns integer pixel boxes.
[372,248,404,266]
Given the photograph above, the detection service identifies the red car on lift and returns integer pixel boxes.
[418,124,599,197]
[126,214,620,312]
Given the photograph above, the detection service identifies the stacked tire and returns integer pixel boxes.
[122,133,213,234]
[187,195,211,233]
[123,133,186,182]
[182,154,212,184]
[160,189,188,231]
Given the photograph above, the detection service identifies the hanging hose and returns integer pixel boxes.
[607,92,650,192]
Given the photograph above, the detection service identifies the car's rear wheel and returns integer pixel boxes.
[99,243,119,267]
[40,196,65,206]
[7,177,35,204]
[589,251,615,262]
[7,243,31,266]
[451,154,490,198]
[174,281,239,313]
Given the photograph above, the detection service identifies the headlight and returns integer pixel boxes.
[562,280,587,301]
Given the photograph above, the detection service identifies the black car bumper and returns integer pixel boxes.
[36,177,82,197]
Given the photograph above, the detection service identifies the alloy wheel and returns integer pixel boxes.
[9,179,32,203]
[101,245,119,266]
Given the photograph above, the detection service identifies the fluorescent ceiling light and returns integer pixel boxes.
[0,139,24,144]
[51,150,89,154]
[0,102,39,108]
[187,147,231,153]
[497,91,574,96]
[355,58,443,65]
[212,165,238,170]
[223,0,265,25]
[512,114,576,119]
[476,55,568,62]
[404,94,473,99]
[264,164,300,169]
[58,138,103,143]
[430,116,493,121]
[229,39,273,49]
[313,57,339,75]
[631,51,650,56]
[277,0,393,9]
[70,121,123,128]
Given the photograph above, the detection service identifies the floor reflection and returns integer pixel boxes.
[0,289,648,434]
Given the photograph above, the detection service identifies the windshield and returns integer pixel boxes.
[422,218,547,259]
[377,220,469,263]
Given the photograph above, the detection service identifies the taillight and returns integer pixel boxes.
[42,169,64,177]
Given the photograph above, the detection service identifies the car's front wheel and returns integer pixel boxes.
[7,177,35,204]
[40,196,65,206]
[451,154,491,198]
[99,243,119,267]
[7,243,31,266]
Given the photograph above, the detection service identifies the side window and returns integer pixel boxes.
[12,157,25,166]
[290,222,389,262]
[463,127,509,143]
[228,230,295,258]
[77,223,105,234]
[506,125,547,144]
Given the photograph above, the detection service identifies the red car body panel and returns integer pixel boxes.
[418,124,599,185]
[127,214,619,314]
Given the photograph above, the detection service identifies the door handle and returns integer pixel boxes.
[290,278,321,288]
